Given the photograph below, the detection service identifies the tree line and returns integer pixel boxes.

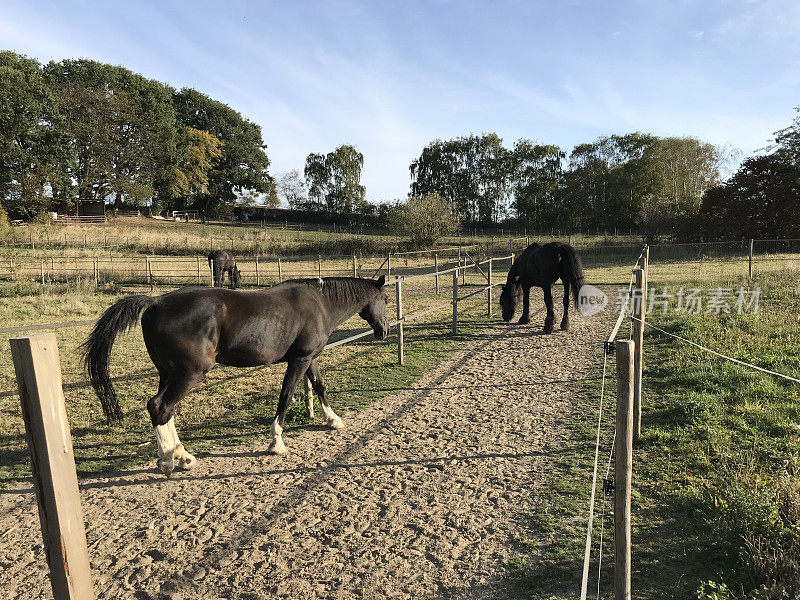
[2,49,797,241]
[0,50,275,219]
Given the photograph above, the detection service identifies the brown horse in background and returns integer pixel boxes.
[208,249,241,288]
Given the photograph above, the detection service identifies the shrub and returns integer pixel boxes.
[389,191,460,249]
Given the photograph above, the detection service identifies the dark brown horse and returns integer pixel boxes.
[208,249,241,288]
[82,276,389,476]
[499,241,585,333]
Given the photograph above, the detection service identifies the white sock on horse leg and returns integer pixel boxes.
[320,403,344,430]
[168,416,197,470]
[268,418,287,454]
[304,377,315,418]
[155,418,177,474]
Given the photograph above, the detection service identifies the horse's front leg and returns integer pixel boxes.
[268,358,312,456]
[148,373,201,477]
[543,286,555,334]
[307,359,344,430]
[518,285,532,324]
[561,279,570,331]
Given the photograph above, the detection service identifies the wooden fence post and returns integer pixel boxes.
[396,277,404,365]
[10,333,96,600]
[196,256,201,284]
[318,254,322,279]
[748,238,754,278]
[434,254,439,294]
[94,256,99,286]
[387,252,391,279]
[147,257,154,291]
[352,254,357,278]
[615,339,634,600]
[487,257,493,316]
[633,267,645,441]
[461,256,466,285]
[278,258,283,283]
[10,257,13,282]
[452,268,459,334]
[255,256,260,286]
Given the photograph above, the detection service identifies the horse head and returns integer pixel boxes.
[499,275,522,322]
[359,275,389,340]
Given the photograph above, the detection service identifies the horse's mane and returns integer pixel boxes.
[282,277,378,305]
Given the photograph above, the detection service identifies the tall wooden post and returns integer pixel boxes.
[255,256,260,286]
[387,252,391,279]
[396,277,404,365]
[352,254,357,277]
[487,258,493,316]
[196,256,201,284]
[633,267,645,441]
[10,334,96,600]
[278,258,283,283]
[615,339,634,600]
[452,268,459,334]
[434,254,439,294]
[317,254,322,279]
[748,238,754,278]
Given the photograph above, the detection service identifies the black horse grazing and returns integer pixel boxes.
[499,242,585,333]
[82,276,389,476]
[208,249,241,289]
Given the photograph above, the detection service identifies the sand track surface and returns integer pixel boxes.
[0,314,607,600]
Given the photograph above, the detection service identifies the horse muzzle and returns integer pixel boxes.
[373,323,389,341]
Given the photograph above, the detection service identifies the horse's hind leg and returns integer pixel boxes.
[304,373,315,418]
[307,359,343,430]
[543,286,555,333]
[268,358,312,455]
[561,280,570,331]
[148,371,203,476]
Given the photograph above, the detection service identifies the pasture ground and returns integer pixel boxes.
[510,272,800,599]
[0,292,609,600]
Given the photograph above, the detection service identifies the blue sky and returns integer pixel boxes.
[2,0,798,201]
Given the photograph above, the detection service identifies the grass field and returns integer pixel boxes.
[508,269,800,599]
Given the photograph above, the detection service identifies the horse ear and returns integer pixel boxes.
[375,275,386,288]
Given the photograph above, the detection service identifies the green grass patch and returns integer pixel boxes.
[507,272,800,599]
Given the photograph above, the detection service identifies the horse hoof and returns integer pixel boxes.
[177,454,197,471]
[543,326,554,334]
[561,323,569,331]
[157,459,174,478]
[518,317,530,325]
[328,417,344,430]
[267,440,287,455]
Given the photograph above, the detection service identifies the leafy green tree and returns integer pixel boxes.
[303,145,366,213]
[700,155,799,239]
[167,127,224,212]
[0,51,71,217]
[511,140,564,226]
[410,133,513,224]
[173,88,273,216]
[43,58,178,209]
[389,192,461,247]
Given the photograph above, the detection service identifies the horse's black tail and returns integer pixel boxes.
[80,295,155,423]
[560,244,585,308]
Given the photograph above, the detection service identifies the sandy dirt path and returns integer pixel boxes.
[0,312,607,600]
